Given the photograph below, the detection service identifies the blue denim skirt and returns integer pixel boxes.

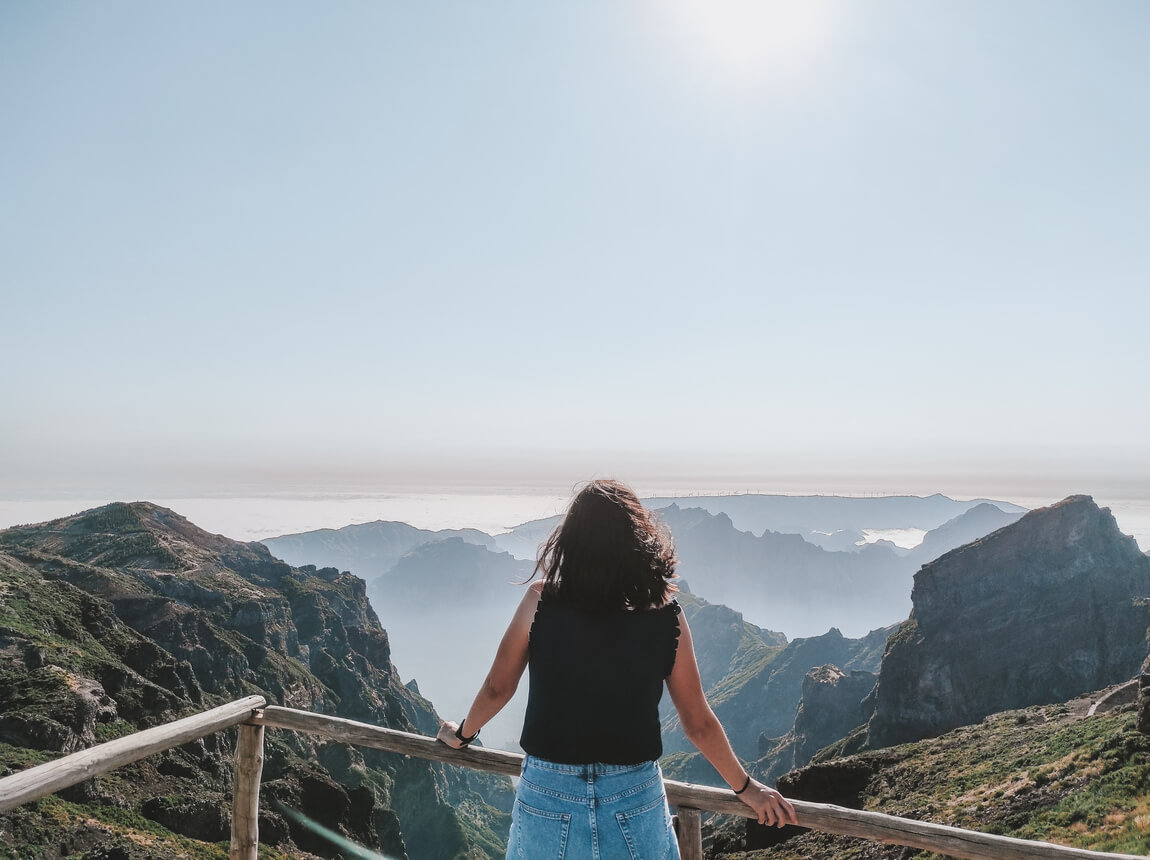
[507,755,681,860]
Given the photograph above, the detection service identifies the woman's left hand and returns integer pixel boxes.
[437,720,466,749]
[738,780,799,828]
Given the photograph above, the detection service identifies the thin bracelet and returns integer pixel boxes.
[733,775,751,795]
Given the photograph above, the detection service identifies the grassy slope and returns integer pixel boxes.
[710,701,1150,859]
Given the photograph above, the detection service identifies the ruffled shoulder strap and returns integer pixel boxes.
[527,595,547,650]
[663,599,682,677]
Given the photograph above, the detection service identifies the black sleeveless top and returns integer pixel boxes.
[519,598,681,765]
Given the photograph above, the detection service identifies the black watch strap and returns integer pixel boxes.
[456,719,479,745]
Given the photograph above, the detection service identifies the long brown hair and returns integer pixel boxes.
[533,479,677,611]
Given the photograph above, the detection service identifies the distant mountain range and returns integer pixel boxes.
[660,499,1024,637]
[463,493,1027,561]
[268,493,1026,639]
[258,494,1028,750]
[262,520,498,580]
[643,491,1027,541]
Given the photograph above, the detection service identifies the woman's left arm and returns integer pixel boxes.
[437,581,542,748]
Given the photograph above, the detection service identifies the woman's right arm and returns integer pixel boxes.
[437,581,541,749]
[666,611,798,828]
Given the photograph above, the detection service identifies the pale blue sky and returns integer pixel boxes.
[2,1,1148,498]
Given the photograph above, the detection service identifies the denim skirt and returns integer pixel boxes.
[506,755,681,860]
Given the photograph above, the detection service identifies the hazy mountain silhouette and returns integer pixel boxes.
[643,492,1025,536]
[657,504,912,637]
[906,501,1023,564]
[368,539,533,752]
[271,495,1029,644]
[263,520,496,580]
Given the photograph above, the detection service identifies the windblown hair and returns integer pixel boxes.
[534,480,677,611]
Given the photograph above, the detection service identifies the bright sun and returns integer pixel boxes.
[656,0,835,91]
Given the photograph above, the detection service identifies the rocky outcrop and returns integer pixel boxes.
[660,622,893,762]
[744,663,877,788]
[793,665,877,766]
[867,496,1150,749]
[0,503,512,859]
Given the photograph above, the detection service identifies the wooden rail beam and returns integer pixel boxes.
[250,705,523,775]
[659,781,1147,860]
[251,705,1146,860]
[0,695,266,813]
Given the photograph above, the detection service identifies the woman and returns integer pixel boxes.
[438,480,797,858]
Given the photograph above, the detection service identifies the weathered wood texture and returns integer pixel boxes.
[674,807,704,860]
[229,723,265,860]
[252,705,1146,860]
[660,781,1148,860]
[0,695,266,813]
[252,705,524,775]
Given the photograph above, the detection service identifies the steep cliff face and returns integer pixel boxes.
[660,620,892,764]
[743,663,878,788]
[792,665,877,767]
[867,496,1150,749]
[0,503,511,860]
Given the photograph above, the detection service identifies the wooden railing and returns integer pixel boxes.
[0,696,1145,860]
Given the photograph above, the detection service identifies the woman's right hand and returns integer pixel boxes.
[737,779,798,828]
[436,720,466,749]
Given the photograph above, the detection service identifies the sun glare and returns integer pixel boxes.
[656,0,835,91]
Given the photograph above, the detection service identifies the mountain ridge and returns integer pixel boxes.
[867,495,1150,749]
[0,501,512,860]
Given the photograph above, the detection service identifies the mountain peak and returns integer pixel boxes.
[0,500,240,573]
[866,495,1150,748]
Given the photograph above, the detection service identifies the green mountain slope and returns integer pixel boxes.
[710,696,1150,858]
[0,503,512,860]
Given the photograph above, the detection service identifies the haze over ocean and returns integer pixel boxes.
[1,486,1147,552]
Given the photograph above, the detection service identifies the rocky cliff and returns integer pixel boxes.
[0,502,512,860]
[792,665,878,768]
[866,496,1150,749]
[660,616,892,764]
[747,664,878,788]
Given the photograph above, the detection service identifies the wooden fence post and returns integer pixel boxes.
[675,807,704,860]
[230,723,264,860]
